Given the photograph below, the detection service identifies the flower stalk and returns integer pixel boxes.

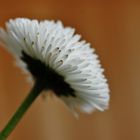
[0,81,44,140]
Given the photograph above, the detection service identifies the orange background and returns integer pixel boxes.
[0,0,140,140]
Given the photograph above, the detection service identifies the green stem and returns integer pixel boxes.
[0,81,44,140]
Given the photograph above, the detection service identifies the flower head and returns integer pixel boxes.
[0,18,109,114]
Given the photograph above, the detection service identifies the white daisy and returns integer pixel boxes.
[0,18,110,114]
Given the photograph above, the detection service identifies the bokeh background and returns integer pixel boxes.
[0,0,140,140]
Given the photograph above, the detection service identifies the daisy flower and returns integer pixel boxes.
[0,18,110,114]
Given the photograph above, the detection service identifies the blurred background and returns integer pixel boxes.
[0,0,140,140]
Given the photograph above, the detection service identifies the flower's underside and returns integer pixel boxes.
[21,51,76,97]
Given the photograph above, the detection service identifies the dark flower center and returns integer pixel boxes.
[21,51,76,97]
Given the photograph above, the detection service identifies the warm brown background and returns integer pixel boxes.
[0,0,140,140]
